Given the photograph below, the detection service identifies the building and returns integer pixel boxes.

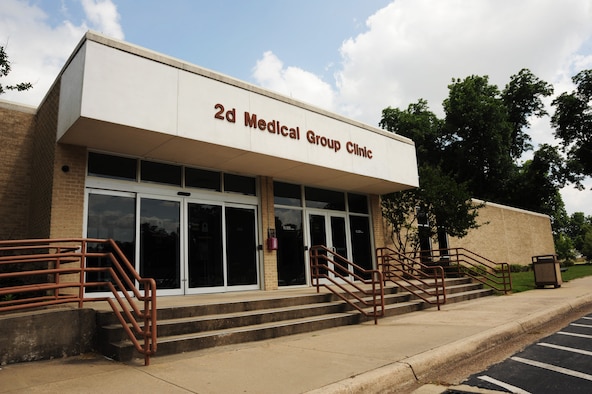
[0,31,418,296]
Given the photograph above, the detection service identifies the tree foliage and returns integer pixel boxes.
[551,69,592,182]
[380,100,482,253]
[0,45,32,95]
[379,68,567,254]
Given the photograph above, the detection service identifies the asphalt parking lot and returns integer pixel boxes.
[462,313,592,393]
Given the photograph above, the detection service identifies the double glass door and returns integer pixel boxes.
[140,197,259,294]
[87,191,259,295]
[308,212,352,281]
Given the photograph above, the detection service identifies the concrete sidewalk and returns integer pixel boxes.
[3,276,592,394]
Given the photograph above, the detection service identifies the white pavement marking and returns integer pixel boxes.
[558,331,592,339]
[582,316,592,321]
[511,356,592,381]
[477,375,531,394]
[571,323,592,329]
[538,342,592,356]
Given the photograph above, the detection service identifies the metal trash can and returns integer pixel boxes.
[532,254,562,288]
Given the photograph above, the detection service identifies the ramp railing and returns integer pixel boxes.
[309,245,384,324]
[409,247,512,294]
[376,247,446,310]
[0,238,157,365]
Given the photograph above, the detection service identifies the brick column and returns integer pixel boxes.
[259,176,278,290]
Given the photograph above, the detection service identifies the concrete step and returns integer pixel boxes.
[97,278,494,361]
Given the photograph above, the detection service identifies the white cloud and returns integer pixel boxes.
[251,0,592,214]
[0,0,123,106]
[81,0,123,39]
[336,0,592,125]
[252,51,336,113]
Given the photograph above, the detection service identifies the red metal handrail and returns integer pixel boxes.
[411,247,512,294]
[309,245,384,324]
[376,247,446,310]
[0,238,157,366]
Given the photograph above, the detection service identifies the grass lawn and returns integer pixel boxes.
[511,264,592,293]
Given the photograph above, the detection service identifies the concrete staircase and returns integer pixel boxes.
[96,277,493,361]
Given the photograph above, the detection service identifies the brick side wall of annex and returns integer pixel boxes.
[30,79,87,240]
[376,198,555,266]
[0,103,36,240]
[448,202,555,266]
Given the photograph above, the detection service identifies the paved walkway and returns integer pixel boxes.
[3,276,592,394]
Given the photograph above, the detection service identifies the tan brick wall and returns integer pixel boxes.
[28,81,60,238]
[449,201,555,266]
[370,194,387,249]
[259,176,278,290]
[49,144,87,238]
[0,102,36,240]
[376,197,555,266]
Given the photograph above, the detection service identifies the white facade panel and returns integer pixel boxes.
[57,42,86,141]
[81,41,179,134]
[57,33,418,193]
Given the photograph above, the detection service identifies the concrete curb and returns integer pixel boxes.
[306,294,592,394]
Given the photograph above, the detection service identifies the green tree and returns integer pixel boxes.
[380,101,481,254]
[381,165,481,254]
[582,230,592,260]
[0,45,32,94]
[442,75,515,201]
[551,69,592,182]
[380,99,444,167]
[565,212,592,253]
[555,233,576,263]
[507,144,569,217]
[502,69,554,160]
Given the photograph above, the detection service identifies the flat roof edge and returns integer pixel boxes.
[83,31,414,146]
[472,198,551,219]
[0,99,37,114]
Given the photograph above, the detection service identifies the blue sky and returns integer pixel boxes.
[1,0,591,215]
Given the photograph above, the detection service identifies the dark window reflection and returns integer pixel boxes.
[140,198,180,289]
[274,181,302,207]
[226,207,257,285]
[348,193,369,214]
[188,203,223,287]
[185,168,221,191]
[350,216,373,279]
[305,187,345,211]
[86,194,136,292]
[141,161,182,186]
[275,208,305,286]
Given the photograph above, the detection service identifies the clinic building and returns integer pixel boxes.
[0,32,419,296]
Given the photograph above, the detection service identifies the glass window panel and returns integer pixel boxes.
[140,198,181,289]
[275,208,305,286]
[305,187,345,211]
[86,193,136,292]
[226,207,257,285]
[88,152,137,180]
[349,215,373,278]
[274,182,302,207]
[348,193,369,214]
[140,160,182,186]
[185,168,221,191]
[188,203,223,287]
[224,173,256,195]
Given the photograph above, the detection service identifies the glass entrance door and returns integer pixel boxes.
[308,212,352,281]
[139,197,182,294]
[186,202,259,293]
[225,206,258,287]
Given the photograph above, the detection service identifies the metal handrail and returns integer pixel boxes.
[376,247,446,310]
[409,247,512,294]
[0,238,157,366]
[309,245,384,324]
